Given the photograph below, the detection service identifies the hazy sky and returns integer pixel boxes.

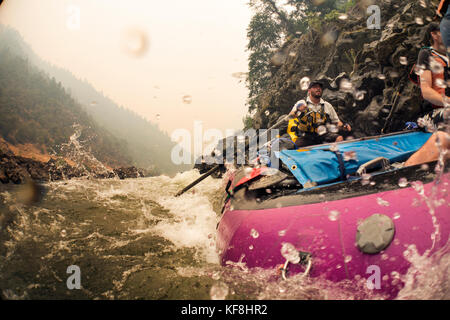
[0,0,252,140]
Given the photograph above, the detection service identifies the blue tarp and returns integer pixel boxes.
[276,131,432,186]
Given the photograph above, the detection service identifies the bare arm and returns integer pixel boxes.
[289,101,307,117]
[420,70,448,107]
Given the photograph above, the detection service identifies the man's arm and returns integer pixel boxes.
[325,103,351,131]
[289,100,307,117]
[420,70,448,107]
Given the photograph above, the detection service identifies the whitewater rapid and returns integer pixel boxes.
[0,170,448,300]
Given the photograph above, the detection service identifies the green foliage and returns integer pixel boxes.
[242,115,254,130]
[246,12,284,111]
[246,0,357,118]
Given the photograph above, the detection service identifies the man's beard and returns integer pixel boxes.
[311,92,322,99]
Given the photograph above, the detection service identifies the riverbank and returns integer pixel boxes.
[0,139,147,184]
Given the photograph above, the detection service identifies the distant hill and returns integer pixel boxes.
[0,46,133,168]
[0,25,190,175]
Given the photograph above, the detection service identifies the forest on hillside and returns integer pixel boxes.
[0,47,132,168]
[0,25,188,175]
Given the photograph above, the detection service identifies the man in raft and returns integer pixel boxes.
[287,80,352,148]
[405,21,450,166]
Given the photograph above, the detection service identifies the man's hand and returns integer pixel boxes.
[295,102,307,113]
[343,123,352,131]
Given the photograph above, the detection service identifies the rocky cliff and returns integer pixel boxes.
[0,140,146,184]
[251,0,440,137]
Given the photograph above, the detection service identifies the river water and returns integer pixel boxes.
[0,169,449,300]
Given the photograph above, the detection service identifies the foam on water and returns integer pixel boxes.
[46,170,222,264]
[149,171,222,263]
[1,159,449,299]
[396,242,450,299]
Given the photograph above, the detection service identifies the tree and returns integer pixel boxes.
[245,0,356,123]
[246,11,284,111]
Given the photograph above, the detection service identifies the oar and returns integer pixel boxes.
[174,115,289,197]
[175,164,220,197]
[267,114,289,131]
[381,80,405,134]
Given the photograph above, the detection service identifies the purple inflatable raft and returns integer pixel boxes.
[216,131,449,299]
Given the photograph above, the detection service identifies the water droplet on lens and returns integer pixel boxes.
[300,77,311,90]
[250,228,259,239]
[182,95,192,104]
[328,210,340,221]
[354,90,366,101]
[271,51,287,66]
[343,151,357,161]
[121,28,149,57]
[281,242,300,263]
[398,178,408,187]
[330,143,338,151]
[361,173,371,185]
[412,181,424,195]
[321,30,338,46]
[211,271,221,280]
[377,197,390,206]
[210,282,229,300]
[231,72,246,79]
[435,78,447,89]
[430,57,444,74]
[340,79,353,92]
[317,125,327,136]
[414,64,425,76]
[390,71,399,78]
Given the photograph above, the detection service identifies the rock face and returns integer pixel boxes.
[252,0,438,137]
[0,143,147,184]
[113,166,145,180]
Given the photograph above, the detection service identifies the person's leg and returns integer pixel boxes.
[404,131,450,166]
[294,134,318,148]
[321,132,343,143]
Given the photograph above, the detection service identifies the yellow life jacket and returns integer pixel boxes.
[287,105,330,142]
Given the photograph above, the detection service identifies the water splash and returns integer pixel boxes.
[58,124,114,179]
[396,243,450,299]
